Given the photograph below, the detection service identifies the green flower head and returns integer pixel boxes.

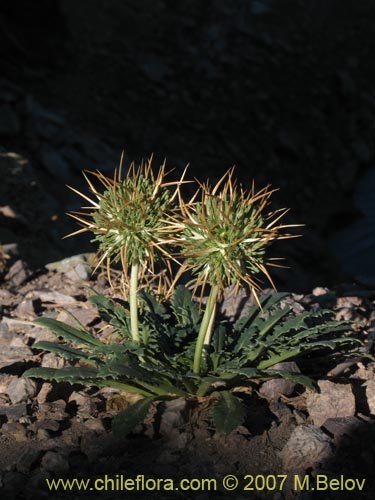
[175,168,299,304]
[67,154,187,291]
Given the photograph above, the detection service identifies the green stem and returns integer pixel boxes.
[193,285,219,375]
[130,264,140,343]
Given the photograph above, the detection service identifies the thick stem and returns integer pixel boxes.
[193,285,219,375]
[130,264,140,343]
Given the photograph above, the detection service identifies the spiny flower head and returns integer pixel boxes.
[67,155,187,291]
[175,168,299,305]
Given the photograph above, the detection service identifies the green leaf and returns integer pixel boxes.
[217,367,261,379]
[23,366,100,383]
[264,369,315,390]
[34,317,104,347]
[212,391,245,435]
[112,395,174,436]
[170,286,200,327]
[32,341,97,365]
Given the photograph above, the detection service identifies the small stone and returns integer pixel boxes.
[36,290,77,305]
[280,424,333,470]
[322,416,363,440]
[46,253,95,274]
[37,400,68,421]
[37,429,51,441]
[312,287,329,297]
[260,362,301,400]
[41,352,65,369]
[159,397,187,437]
[68,391,96,417]
[306,380,355,427]
[56,307,98,328]
[30,326,58,343]
[36,383,53,404]
[0,403,28,420]
[35,419,61,433]
[0,329,33,369]
[41,451,69,472]
[15,299,41,320]
[6,377,37,404]
[16,448,43,473]
[336,296,363,308]
[65,262,91,281]
[4,260,31,287]
[0,373,13,393]
[83,418,106,432]
[1,422,28,441]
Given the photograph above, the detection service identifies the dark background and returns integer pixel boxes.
[0,0,374,291]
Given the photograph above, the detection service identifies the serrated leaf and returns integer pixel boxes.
[212,390,245,435]
[264,369,315,390]
[217,367,261,379]
[23,366,100,383]
[32,341,97,364]
[34,317,104,347]
[170,285,200,327]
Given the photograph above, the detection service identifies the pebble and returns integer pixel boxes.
[6,377,37,405]
[16,448,43,473]
[0,403,28,420]
[41,451,69,472]
[4,260,31,287]
[305,380,355,427]
[35,290,77,304]
[68,391,97,417]
[260,362,301,400]
[280,424,333,470]
[41,352,65,369]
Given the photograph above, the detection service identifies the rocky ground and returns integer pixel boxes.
[1,1,375,499]
[1,251,375,499]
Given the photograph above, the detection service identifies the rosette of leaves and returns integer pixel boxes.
[67,155,187,342]
[24,288,360,435]
[173,168,300,373]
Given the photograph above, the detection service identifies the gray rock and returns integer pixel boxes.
[4,260,31,287]
[16,448,43,473]
[36,290,77,304]
[15,299,40,320]
[6,377,37,404]
[56,307,98,328]
[260,362,301,400]
[41,451,69,472]
[64,262,91,281]
[41,352,65,369]
[0,403,28,420]
[45,253,95,273]
[0,327,34,369]
[306,380,355,427]
[280,425,333,470]
[68,391,97,417]
[159,397,187,437]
